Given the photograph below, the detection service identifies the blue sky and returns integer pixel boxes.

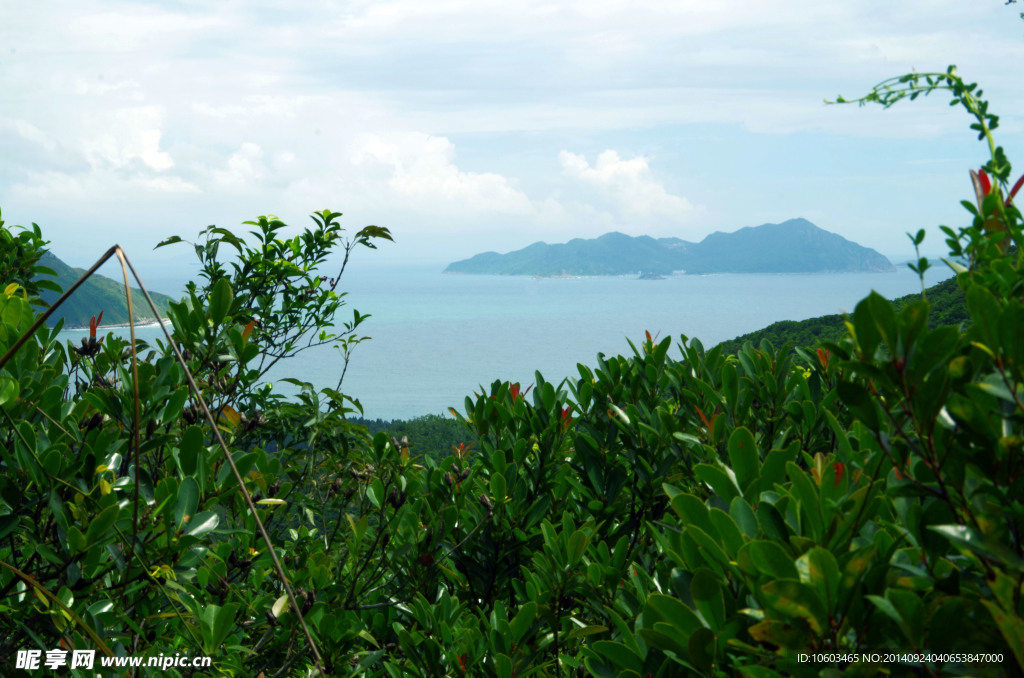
[1,0,1022,283]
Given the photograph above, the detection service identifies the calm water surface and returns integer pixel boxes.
[59,264,954,420]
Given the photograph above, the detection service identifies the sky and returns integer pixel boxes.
[1,0,1023,284]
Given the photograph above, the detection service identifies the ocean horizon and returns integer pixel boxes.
[58,263,954,421]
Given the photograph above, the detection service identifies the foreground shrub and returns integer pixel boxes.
[1,66,1022,678]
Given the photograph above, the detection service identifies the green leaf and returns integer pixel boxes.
[709,508,745,557]
[690,569,725,631]
[801,547,840,613]
[688,626,716,672]
[0,376,18,407]
[867,590,923,647]
[967,285,1002,353]
[981,599,1024,669]
[693,464,739,503]
[0,514,20,541]
[65,528,86,557]
[730,497,759,538]
[758,442,798,494]
[739,540,798,580]
[837,381,880,430]
[185,511,220,537]
[839,545,876,607]
[271,594,290,619]
[786,462,824,541]
[209,277,233,325]
[490,472,506,502]
[493,653,512,678]
[930,524,1024,570]
[761,579,828,635]
[564,625,608,641]
[728,427,760,493]
[646,593,704,637]
[755,501,790,543]
[857,291,897,356]
[669,493,715,537]
[366,479,383,509]
[178,426,204,477]
[511,602,537,645]
[159,388,190,426]
[686,526,732,574]
[592,640,643,674]
[748,619,812,652]
[200,602,239,654]
[85,505,120,545]
[175,476,200,530]
[155,235,185,249]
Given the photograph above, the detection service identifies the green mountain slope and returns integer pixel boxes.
[715,273,967,354]
[446,232,685,277]
[685,218,894,273]
[445,218,894,276]
[35,251,176,328]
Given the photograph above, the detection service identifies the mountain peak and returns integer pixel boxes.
[444,219,894,276]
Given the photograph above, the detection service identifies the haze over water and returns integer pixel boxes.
[335,264,955,419]
[59,263,953,420]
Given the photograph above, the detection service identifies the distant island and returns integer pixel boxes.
[35,251,175,329]
[444,218,896,277]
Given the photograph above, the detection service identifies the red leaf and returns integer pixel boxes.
[510,383,520,401]
[89,311,105,339]
[977,168,992,195]
[1008,174,1024,205]
[833,462,844,488]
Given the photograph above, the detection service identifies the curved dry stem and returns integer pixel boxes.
[0,560,115,658]
[117,250,326,675]
[114,249,143,611]
[0,245,326,675]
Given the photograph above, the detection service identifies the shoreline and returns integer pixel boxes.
[60,319,169,331]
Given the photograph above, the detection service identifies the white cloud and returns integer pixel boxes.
[559,150,693,219]
[73,78,144,100]
[0,117,59,152]
[351,132,533,215]
[0,0,1021,263]
[191,95,316,121]
[81,106,173,171]
[143,176,201,194]
[67,10,225,52]
[210,142,265,191]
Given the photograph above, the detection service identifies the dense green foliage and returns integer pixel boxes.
[716,274,969,355]
[354,414,476,464]
[0,207,61,303]
[1,66,1024,678]
[445,219,893,277]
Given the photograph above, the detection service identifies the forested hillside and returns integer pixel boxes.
[716,273,968,354]
[35,251,175,328]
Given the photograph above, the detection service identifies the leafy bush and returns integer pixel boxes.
[2,65,1023,678]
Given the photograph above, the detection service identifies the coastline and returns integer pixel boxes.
[60,319,169,331]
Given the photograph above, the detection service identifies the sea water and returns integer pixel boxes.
[57,263,954,420]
